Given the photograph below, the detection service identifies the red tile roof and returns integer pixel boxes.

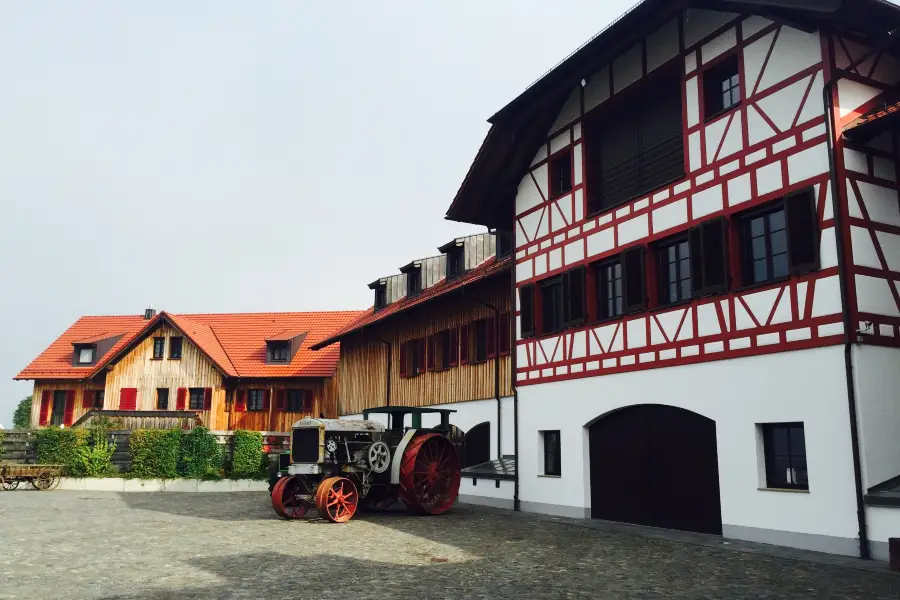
[15,310,364,381]
[311,256,511,350]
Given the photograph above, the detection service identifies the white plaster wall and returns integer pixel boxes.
[854,344,900,488]
[867,506,900,557]
[460,478,515,501]
[516,346,860,542]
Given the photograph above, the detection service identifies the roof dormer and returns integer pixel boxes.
[71,333,124,367]
[439,239,466,280]
[400,260,423,298]
[369,279,388,311]
[265,330,308,365]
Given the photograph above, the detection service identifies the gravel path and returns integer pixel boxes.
[0,490,897,599]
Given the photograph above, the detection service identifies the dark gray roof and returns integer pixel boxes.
[461,455,516,481]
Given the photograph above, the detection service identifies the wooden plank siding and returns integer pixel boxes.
[30,379,106,428]
[337,273,512,415]
[228,378,336,432]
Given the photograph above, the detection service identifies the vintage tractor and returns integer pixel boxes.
[271,406,463,523]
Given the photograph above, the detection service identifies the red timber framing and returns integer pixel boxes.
[512,10,877,385]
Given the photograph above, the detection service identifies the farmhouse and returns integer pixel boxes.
[15,309,362,432]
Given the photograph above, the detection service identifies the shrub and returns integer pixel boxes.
[35,427,89,475]
[130,429,181,479]
[230,430,264,479]
[179,427,223,480]
[73,428,117,477]
[0,428,5,461]
[13,396,32,429]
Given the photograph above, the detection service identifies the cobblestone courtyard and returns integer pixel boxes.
[1,490,898,599]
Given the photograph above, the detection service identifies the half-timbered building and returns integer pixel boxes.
[446,0,900,560]
[15,309,362,432]
[311,233,516,504]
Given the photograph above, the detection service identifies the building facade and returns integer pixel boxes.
[446,0,900,560]
[15,310,361,433]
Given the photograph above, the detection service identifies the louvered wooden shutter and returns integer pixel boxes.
[39,391,51,426]
[486,317,497,359]
[786,190,819,275]
[82,390,94,409]
[277,389,286,411]
[416,339,426,374]
[203,388,212,410]
[622,247,646,313]
[499,313,511,356]
[460,325,469,365]
[698,218,728,295]
[120,388,137,411]
[176,388,187,410]
[399,342,408,378]
[263,390,271,410]
[689,226,705,296]
[449,328,459,367]
[520,284,535,338]
[426,336,436,371]
[235,390,246,412]
[63,390,75,426]
[564,267,586,326]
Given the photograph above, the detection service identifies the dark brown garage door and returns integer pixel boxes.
[588,404,722,535]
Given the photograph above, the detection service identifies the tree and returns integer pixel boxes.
[13,396,32,429]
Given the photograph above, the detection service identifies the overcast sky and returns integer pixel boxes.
[0,1,639,424]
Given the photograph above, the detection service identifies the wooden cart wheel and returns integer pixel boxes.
[271,476,312,520]
[315,476,358,523]
[398,433,461,516]
[33,469,58,491]
[1,477,19,491]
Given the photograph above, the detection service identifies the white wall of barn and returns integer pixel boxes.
[854,344,900,490]
[515,346,862,553]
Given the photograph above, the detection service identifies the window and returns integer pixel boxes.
[374,285,387,311]
[585,71,684,213]
[269,341,289,363]
[593,247,644,321]
[152,337,165,360]
[762,423,808,490]
[400,338,426,377]
[285,389,308,412]
[248,389,266,411]
[595,259,623,320]
[520,284,535,339]
[169,337,183,359]
[76,345,95,364]
[496,231,513,257]
[689,218,729,297]
[739,191,818,286]
[189,388,205,410]
[431,329,455,371]
[542,430,561,476]
[549,150,572,198]
[534,268,586,336]
[447,246,465,279]
[704,54,740,119]
[406,267,422,297]
[471,318,490,363]
[156,388,169,410]
[94,390,105,409]
[659,237,692,305]
[540,276,564,335]
[51,390,67,426]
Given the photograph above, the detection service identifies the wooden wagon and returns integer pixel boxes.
[0,464,62,491]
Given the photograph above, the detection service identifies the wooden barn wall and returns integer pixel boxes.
[104,324,226,428]
[228,378,333,432]
[30,378,106,428]
[338,274,512,415]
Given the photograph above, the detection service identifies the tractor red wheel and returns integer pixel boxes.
[271,476,311,519]
[315,476,359,523]
[398,433,461,515]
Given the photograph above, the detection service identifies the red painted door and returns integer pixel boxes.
[119,388,138,411]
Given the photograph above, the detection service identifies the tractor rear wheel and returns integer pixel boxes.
[398,433,461,515]
[315,476,359,523]
[271,476,312,519]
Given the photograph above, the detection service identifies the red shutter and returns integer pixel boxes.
[263,390,271,410]
[426,336,435,371]
[460,325,469,365]
[39,391,51,426]
[499,313,510,356]
[82,390,94,409]
[203,388,212,410]
[120,388,137,411]
[449,328,459,367]
[63,391,75,426]
[176,387,187,410]
[486,317,497,359]
[399,342,408,378]
[277,389,286,411]
[235,390,246,412]
[416,338,426,374]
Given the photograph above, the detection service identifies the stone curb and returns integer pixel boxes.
[56,478,268,492]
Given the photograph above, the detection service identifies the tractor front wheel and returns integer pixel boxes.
[271,476,313,519]
[315,476,359,523]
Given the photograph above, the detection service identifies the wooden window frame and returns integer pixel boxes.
[548,148,573,199]
[374,286,387,311]
[542,430,562,477]
[592,256,624,323]
[188,388,205,411]
[156,388,169,410]
[74,344,96,365]
[169,337,183,360]
[406,267,422,298]
[762,422,809,491]
[539,275,565,336]
[152,337,166,360]
[285,389,305,412]
[656,234,693,307]
[446,246,465,280]
[247,389,266,412]
[268,341,289,363]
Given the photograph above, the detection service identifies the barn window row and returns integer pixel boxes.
[151,336,183,360]
[399,314,511,378]
[519,189,819,339]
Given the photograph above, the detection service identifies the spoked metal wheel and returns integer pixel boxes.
[399,433,461,515]
[271,475,313,519]
[315,476,359,523]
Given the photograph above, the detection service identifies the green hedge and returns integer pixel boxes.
[130,429,181,479]
[231,430,264,479]
[35,428,89,475]
[179,427,223,480]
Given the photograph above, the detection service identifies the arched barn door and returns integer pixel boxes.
[463,422,491,467]
[588,405,722,535]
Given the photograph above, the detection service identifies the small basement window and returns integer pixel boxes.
[169,337,183,359]
[762,423,808,490]
[549,150,573,198]
[704,54,740,119]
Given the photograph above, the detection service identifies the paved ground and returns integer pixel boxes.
[0,490,898,599]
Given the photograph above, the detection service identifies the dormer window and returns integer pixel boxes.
[70,333,124,367]
[268,341,289,363]
[374,285,387,311]
[265,330,308,365]
[405,266,422,298]
[447,246,464,279]
[496,231,513,257]
[76,345,95,364]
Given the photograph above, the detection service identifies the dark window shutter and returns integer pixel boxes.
[82,390,94,409]
[460,325,469,365]
[689,226,705,296]
[449,328,459,367]
[39,391,50,426]
[487,317,497,359]
[622,247,646,313]
[499,313,510,356]
[701,218,728,295]
[399,342,408,378]
[786,190,819,275]
[263,389,270,410]
[203,388,212,410]
[235,390,246,412]
[416,339,426,374]
[277,389,286,411]
[564,268,586,326]
[63,390,75,426]
[520,285,535,338]
[427,336,436,371]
